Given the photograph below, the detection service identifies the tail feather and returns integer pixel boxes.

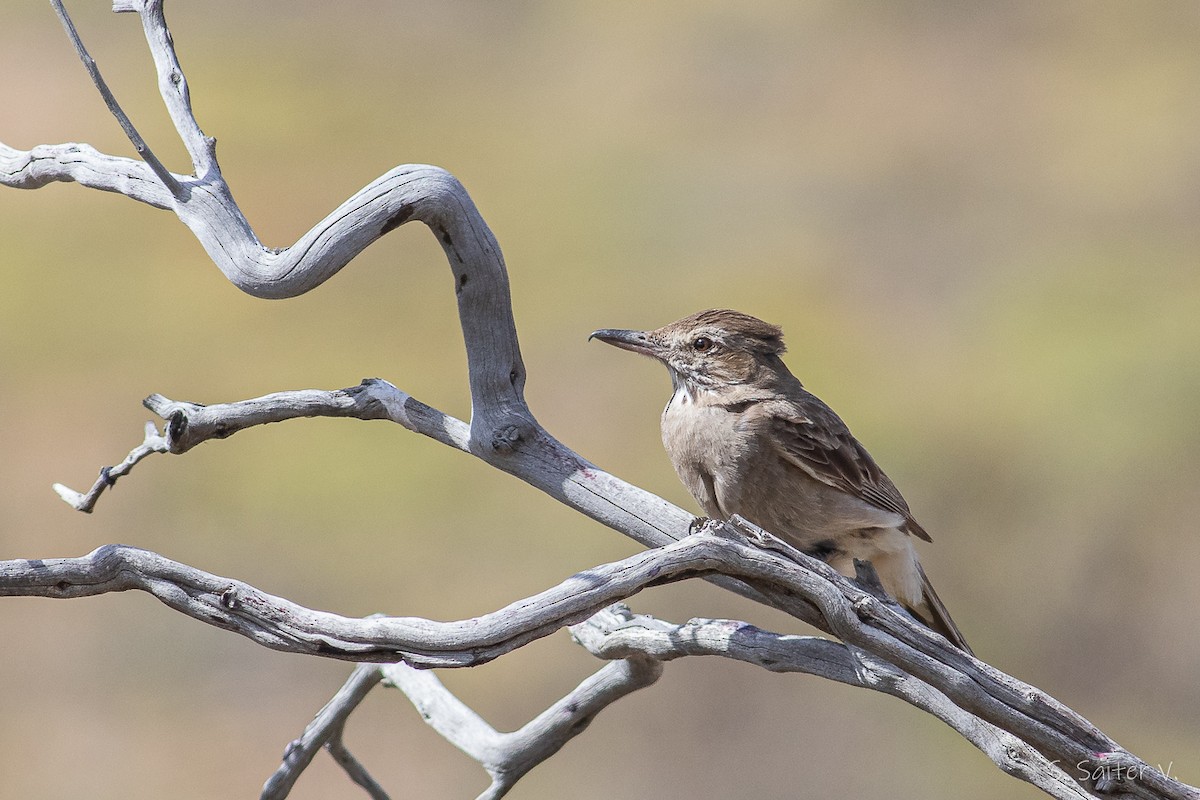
[907,562,972,655]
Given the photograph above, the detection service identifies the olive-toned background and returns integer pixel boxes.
[3,3,1199,798]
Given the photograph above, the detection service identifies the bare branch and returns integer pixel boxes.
[114,0,217,176]
[60,380,698,564]
[3,525,1192,799]
[53,422,169,512]
[4,3,531,470]
[139,383,466,456]
[266,654,659,800]
[381,657,662,800]
[0,142,175,207]
[262,663,385,800]
[50,382,461,511]
[325,727,392,800]
[0,528,803,668]
[50,0,182,195]
[571,605,1094,800]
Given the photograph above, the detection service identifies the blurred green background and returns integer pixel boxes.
[3,2,1200,798]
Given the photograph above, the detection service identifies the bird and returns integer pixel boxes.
[590,308,971,653]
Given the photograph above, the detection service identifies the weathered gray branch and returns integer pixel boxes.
[4,0,695,547]
[50,0,181,194]
[382,657,663,800]
[1,3,1195,800]
[52,421,169,512]
[2,523,1192,799]
[3,0,531,469]
[325,728,391,800]
[0,530,752,667]
[59,380,697,557]
[261,663,386,800]
[260,654,661,800]
[571,605,1093,800]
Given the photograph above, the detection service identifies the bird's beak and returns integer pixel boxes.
[589,328,662,359]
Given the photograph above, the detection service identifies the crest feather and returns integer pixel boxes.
[682,309,786,354]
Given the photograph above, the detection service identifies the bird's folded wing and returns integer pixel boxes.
[766,405,932,542]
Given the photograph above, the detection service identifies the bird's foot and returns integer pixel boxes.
[723,515,811,563]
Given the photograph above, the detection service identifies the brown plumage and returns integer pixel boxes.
[591,308,971,653]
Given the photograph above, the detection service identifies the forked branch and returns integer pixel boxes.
[2,522,1192,799]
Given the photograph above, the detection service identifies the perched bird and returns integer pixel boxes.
[591,308,970,653]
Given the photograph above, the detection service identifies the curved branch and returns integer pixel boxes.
[0,526,814,669]
[571,606,1093,800]
[2,524,1192,800]
[2,1,529,460]
[0,535,724,667]
[4,1,697,557]
[0,142,175,208]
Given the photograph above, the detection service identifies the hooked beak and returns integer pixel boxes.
[589,328,662,359]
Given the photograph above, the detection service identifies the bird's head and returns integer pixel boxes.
[590,309,794,395]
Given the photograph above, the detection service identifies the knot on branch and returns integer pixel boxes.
[491,424,523,452]
[143,393,205,453]
[345,378,402,420]
[165,408,190,449]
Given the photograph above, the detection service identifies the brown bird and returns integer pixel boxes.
[591,308,970,653]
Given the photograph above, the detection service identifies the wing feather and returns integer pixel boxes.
[766,395,932,542]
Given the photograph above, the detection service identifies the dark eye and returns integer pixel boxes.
[692,336,713,352]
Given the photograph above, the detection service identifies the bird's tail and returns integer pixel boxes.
[908,563,972,655]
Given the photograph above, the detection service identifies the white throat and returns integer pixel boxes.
[665,369,717,411]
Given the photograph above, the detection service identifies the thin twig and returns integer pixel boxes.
[325,722,392,800]
[118,0,217,174]
[50,0,182,197]
[52,421,169,512]
[261,663,384,800]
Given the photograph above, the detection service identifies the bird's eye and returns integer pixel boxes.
[692,336,713,352]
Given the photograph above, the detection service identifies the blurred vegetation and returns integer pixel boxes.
[3,2,1199,798]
